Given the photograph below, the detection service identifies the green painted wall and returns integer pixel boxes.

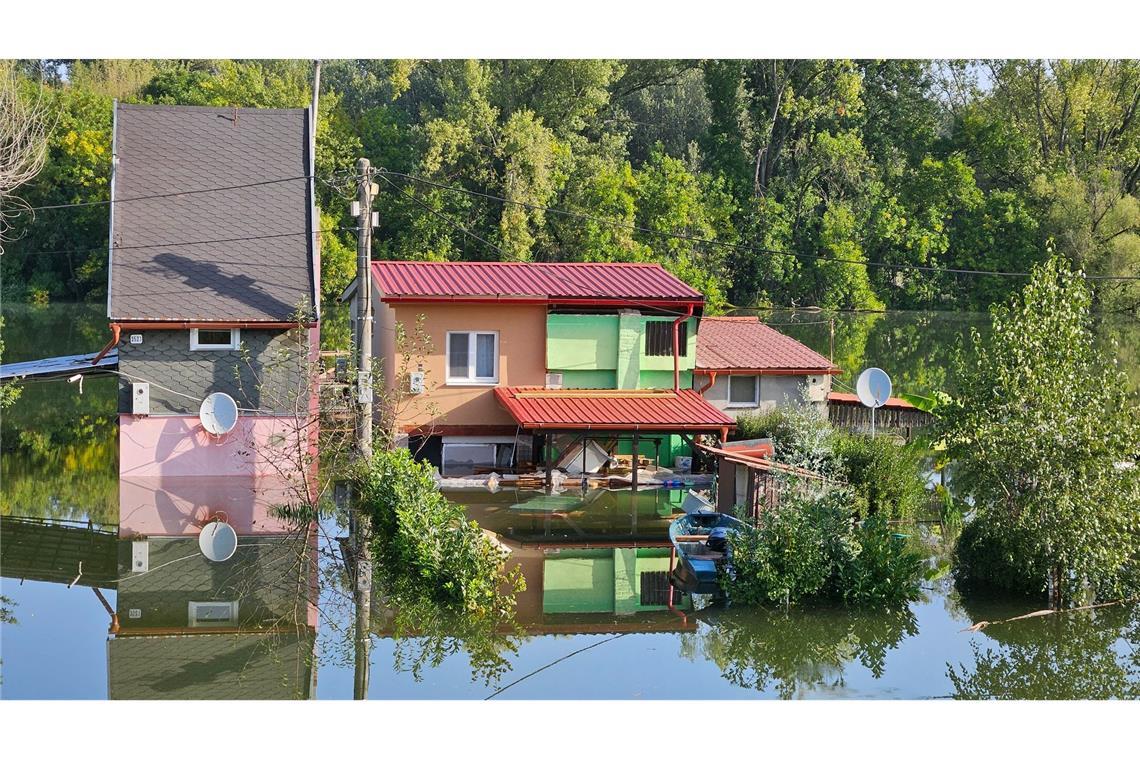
[559,369,618,389]
[546,314,619,370]
[542,548,680,614]
[546,313,697,391]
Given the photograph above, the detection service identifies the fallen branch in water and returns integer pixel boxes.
[960,596,1140,633]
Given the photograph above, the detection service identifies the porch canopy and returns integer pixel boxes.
[494,387,735,489]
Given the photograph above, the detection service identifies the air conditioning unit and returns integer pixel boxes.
[545,373,563,389]
[409,371,425,394]
[188,600,239,627]
[131,382,150,415]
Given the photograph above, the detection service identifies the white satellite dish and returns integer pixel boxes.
[199,392,239,436]
[856,367,893,408]
[198,520,238,562]
[855,367,892,438]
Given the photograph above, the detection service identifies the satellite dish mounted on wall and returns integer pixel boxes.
[199,392,239,436]
[855,367,892,438]
[198,519,238,563]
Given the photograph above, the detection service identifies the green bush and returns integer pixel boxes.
[952,518,1049,597]
[733,402,843,478]
[722,490,924,608]
[356,448,524,617]
[832,432,929,520]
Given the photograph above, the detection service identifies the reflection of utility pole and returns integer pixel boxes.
[351,156,376,700]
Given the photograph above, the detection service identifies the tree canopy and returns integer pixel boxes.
[3,59,1139,313]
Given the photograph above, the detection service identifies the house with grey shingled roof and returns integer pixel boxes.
[106,103,319,478]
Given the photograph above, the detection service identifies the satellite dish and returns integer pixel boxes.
[856,367,893,409]
[198,520,238,562]
[199,392,239,436]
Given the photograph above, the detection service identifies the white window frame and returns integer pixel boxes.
[190,327,240,351]
[445,330,499,385]
[727,375,760,408]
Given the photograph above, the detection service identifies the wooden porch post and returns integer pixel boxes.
[545,433,553,493]
[631,431,640,493]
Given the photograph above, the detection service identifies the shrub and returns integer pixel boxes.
[832,432,929,520]
[722,490,924,608]
[733,401,843,479]
[952,517,1050,597]
[356,448,524,617]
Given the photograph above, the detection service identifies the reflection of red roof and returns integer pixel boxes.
[827,392,915,410]
[370,261,703,305]
[494,387,735,431]
[696,317,839,373]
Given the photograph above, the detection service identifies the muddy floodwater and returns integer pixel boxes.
[3,303,1140,699]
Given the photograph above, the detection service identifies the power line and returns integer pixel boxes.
[4,226,355,259]
[20,175,314,213]
[377,169,1140,282]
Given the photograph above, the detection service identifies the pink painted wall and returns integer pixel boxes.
[118,475,305,537]
[119,414,309,478]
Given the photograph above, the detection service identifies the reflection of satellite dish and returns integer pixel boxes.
[199,392,239,436]
[856,367,893,409]
[199,521,238,562]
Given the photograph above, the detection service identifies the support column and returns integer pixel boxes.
[545,433,553,493]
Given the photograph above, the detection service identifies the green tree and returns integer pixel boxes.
[943,256,1140,606]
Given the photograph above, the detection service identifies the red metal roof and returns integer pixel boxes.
[494,387,735,432]
[696,317,840,373]
[370,261,703,305]
[827,391,916,410]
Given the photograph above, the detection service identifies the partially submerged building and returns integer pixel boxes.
[694,317,839,418]
[103,103,320,479]
[345,261,735,478]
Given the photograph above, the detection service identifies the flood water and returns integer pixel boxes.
[3,302,1140,699]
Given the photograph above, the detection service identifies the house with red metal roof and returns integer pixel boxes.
[345,260,733,479]
[694,317,841,419]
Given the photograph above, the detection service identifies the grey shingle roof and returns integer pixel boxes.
[109,104,315,322]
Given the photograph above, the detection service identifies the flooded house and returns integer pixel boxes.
[104,103,320,480]
[344,261,735,480]
[694,317,840,419]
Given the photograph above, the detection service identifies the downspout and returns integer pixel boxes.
[671,304,693,393]
[91,323,121,365]
[696,370,717,395]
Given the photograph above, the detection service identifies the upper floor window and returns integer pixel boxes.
[645,320,687,357]
[446,331,499,384]
[190,328,240,351]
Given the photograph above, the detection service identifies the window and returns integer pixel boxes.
[446,331,499,384]
[441,441,515,476]
[728,375,759,407]
[645,320,687,357]
[190,328,240,351]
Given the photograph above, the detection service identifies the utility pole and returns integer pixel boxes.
[351,156,375,700]
[355,156,374,460]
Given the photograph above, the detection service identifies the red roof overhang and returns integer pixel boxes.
[694,367,844,376]
[827,391,916,410]
[494,387,735,432]
[380,295,704,309]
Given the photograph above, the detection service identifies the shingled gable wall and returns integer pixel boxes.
[117,329,305,415]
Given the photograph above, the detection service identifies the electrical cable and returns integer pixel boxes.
[378,169,1140,282]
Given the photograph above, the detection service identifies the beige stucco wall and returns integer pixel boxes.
[372,293,548,430]
[698,372,831,420]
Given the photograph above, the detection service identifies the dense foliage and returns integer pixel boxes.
[734,402,928,519]
[722,490,925,608]
[943,256,1140,606]
[355,448,523,617]
[4,59,1140,312]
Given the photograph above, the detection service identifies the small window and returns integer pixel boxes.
[728,375,759,407]
[446,331,499,384]
[190,328,240,351]
[645,320,687,357]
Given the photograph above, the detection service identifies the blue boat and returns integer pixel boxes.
[668,509,748,595]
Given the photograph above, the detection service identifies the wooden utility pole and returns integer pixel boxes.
[351,156,375,700]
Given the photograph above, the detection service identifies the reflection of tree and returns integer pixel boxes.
[683,605,918,698]
[0,438,117,523]
[947,604,1140,699]
[378,596,524,688]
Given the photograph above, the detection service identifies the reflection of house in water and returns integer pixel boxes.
[110,476,318,699]
[510,541,693,634]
